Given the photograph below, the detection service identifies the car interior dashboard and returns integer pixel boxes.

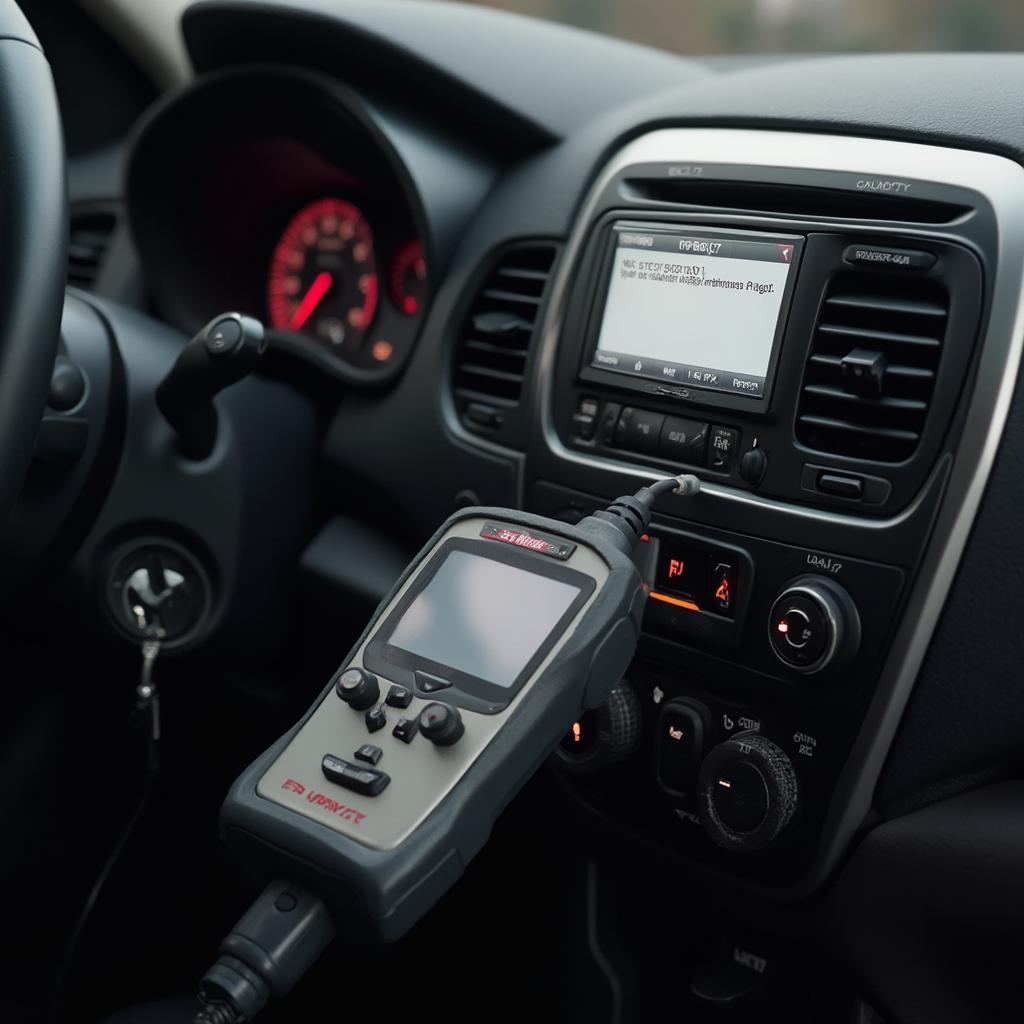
[5,1,1024,1022]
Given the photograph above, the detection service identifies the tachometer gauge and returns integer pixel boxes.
[267,198,378,347]
[389,240,427,316]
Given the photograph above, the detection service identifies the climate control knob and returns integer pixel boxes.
[698,733,798,852]
[768,575,861,675]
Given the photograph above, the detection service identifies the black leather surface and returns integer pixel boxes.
[824,782,1024,1024]
[878,349,1024,814]
[0,8,67,528]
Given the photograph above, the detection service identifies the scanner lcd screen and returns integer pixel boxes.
[386,549,583,688]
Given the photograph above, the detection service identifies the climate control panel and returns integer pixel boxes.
[533,481,905,878]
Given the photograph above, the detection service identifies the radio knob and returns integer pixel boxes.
[335,667,380,711]
[419,702,465,747]
[768,575,861,675]
[698,734,798,852]
[552,680,640,775]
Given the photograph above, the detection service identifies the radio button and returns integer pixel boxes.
[598,402,622,445]
[660,416,708,464]
[708,426,739,470]
[572,396,600,441]
[843,244,936,270]
[615,407,664,455]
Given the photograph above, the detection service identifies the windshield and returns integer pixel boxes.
[469,0,1024,53]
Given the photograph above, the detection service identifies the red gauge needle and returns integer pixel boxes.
[290,271,333,330]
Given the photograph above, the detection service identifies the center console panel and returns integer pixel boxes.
[501,129,1024,895]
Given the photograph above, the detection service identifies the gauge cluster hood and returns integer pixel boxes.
[183,0,708,153]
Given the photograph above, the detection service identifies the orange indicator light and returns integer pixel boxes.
[649,591,700,612]
[572,722,582,744]
[372,339,394,362]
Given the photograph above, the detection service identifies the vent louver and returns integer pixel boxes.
[796,273,948,462]
[67,206,119,291]
[453,243,556,428]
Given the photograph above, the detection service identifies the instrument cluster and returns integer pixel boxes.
[126,68,431,384]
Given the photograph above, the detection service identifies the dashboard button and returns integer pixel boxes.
[598,402,622,445]
[615,407,665,455]
[660,416,708,464]
[817,473,864,499]
[572,396,600,441]
[657,700,706,797]
[843,244,936,270]
[739,448,769,486]
[708,426,739,470]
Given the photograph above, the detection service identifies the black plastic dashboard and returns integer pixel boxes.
[125,0,1024,883]
[61,2,1024,1017]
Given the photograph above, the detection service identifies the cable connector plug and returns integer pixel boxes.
[194,880,335,1024]
[579,474,701,556]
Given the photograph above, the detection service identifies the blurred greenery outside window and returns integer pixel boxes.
[460,0,1024,53]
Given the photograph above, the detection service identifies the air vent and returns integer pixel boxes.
[796,273,949,462]
[453,243,557,429]
[68,205,119,290]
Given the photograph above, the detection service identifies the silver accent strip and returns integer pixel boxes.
[536,128,1024,892]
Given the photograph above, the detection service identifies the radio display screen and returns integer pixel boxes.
[591,226,802,401]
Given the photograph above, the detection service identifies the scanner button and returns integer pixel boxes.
[393,717,420,743]
[415,670,452,693]
[364,706,387,733]
[385,685,413,708]
[321,754,390,797]
[354,744,383,765]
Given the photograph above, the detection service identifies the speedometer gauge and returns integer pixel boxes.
[267,198,378,347]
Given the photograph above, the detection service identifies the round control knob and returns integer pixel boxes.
[552,680,641,775]
[698,733,798,852]
[335,668,380,711]
[419,702,465,746]
[768,575,861,675]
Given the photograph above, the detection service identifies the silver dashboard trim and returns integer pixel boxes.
[534,128,1024,893]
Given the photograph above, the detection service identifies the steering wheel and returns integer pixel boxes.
[0,3,67,526]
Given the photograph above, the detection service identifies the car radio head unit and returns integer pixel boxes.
[582,223,804,409]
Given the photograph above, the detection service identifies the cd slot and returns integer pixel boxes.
[621,179,971,225]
